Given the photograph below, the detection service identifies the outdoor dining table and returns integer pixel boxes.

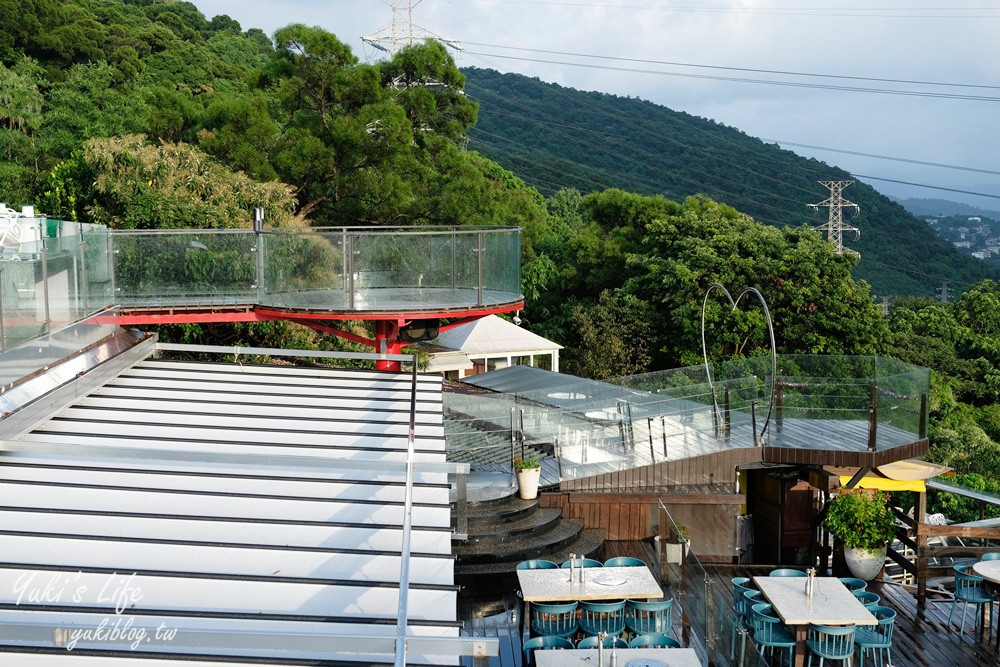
[753,575,877,667]
[517,565,664,602]
[534,647,702,667]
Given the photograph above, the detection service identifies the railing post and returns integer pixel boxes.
[868,381,878,453]
[724,388,731,437]
[453,468,468,539]
[78,226,89,311]
[40,242,50,335]
[919,393,928,439]
[704,574,716,654]
[648,417,655,462]
[346,233,355,311]
[750,401,758,446]
[450,229,457,291]
[253,208,265,299]
[476,231,484,307]
[510,407,516,485]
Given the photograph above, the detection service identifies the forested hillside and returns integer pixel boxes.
[463,68,998,298]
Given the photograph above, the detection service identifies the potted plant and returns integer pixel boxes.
[514,455,541,500]
[655,522,690,565]
[824,488,897,580]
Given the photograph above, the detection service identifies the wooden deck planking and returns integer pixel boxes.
[708,564,1000,667]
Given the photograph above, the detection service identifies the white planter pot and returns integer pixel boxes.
[844,544,887,581]
[516,468,540,500]
[655,536,689,565]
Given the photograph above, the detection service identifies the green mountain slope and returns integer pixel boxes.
[463,67,997,297]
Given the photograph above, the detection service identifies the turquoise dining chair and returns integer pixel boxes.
[853,591,881,610]
[577,634,629,649]
[731,581,760,664]
[529,601,579,639]
[560,558,604,569]
[982,552,1000,561]
[578,600,627,637]
[854,605,896,667]
[625,598,673,635]
[629,633,681,648]
[770,568,807,577]
[604,556,646,568]
[838,577,867,592]
[516,559,559,570]
[949,564,993,637]
[522,635,574,667]
[749,602,796,667]
[805,624,856,667]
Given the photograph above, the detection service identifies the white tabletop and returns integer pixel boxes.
[973,560,1000,584]
[534,647,702,667]
[517,566,663,602]
[753,576,877,626]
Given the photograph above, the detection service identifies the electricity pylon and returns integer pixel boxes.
[809,180,860,255]
[363,1,460,55]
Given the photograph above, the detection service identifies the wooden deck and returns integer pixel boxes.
[460,544,1000,667]
[706,563,1000,667]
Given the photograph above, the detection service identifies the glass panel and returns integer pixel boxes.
[112,231,256,307]
[259,231,345,310]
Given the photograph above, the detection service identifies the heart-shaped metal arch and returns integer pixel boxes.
[700,283,777,446]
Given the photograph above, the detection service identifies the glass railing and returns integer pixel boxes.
[444,355,930,484]
[112,226,523,313]
[658,504,767,667]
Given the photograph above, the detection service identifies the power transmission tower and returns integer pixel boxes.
[362,1,460,56]
[937,281,952,303]
[881,295,890,317]
[808,180,860,255]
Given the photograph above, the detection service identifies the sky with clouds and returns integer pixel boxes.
[191,1,1000,208]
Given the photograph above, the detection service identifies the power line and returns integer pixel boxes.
[472,1,1000,19]
[770,141,1000,177]
[462,51,1000,102]
[462,41,1000,93]
[852,175,1000,201]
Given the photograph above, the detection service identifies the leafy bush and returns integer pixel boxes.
[824,488,897,553]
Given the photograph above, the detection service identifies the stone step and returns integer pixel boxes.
[453,517,585,564]
[455,528,607,578]
[465,507,562,542]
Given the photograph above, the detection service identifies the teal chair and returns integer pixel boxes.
[578,600,627,637]
[805,624,856,667]
[522,635,574,667]
[629,633,681,648]
[605,556,646,568]
[560,558,604,569]
[838,577,867,592]
[982,552,1000,561]
[749,602,796,667]
[770,568,807,577]
[853,591,880,610]
[625,599,673,635]
[730,580,759,664]
[517,559,559,570]
[530,601,579,639]
[949,564,993,637]
[578,635,629,649]
[854,606,896,667]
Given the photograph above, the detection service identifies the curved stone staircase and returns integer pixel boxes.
[453,488,605,602]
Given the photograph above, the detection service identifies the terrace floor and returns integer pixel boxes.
[459,541,1000,667]
[707,564,1000,667]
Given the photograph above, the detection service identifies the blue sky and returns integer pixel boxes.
[192,1,1000,208]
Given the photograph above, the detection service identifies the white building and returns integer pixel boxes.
[418,315,562,379]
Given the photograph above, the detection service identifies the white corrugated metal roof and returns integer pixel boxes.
[433,315,562,355]
[0,355,462,664]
